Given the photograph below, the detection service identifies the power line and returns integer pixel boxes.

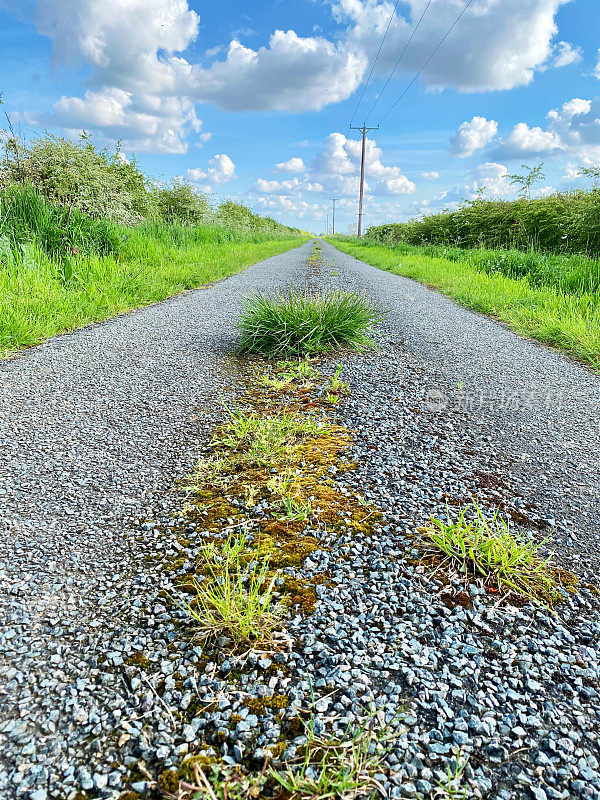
[349,0,402,127]
[377,0,476,126]
[332,0,401,199]
[364,0,432,123]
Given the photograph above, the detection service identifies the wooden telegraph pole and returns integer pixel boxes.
[350,124,379,237]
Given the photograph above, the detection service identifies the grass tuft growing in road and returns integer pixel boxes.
[237,289,382,357]
[417,503,575,605]
[175,534,286,650]
[271,713,396,800]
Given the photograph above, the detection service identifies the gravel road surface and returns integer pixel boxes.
[1,239,598,800]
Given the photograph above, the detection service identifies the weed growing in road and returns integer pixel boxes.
[271,713,395,800]
[237,289,383,357]
[175,534,286,649]
[174,357,381,624]
[417,503,575,605]
[432,751,469,799]
[216,405,327,461]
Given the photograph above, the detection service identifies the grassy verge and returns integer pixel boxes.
[327,238,600,371]
[0,226,306,357]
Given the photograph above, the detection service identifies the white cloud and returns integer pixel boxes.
[275,157,306,173]
[188,154,236,188]
[254,177,304,194]
[450,116,498,157]
[420,171,439,180]
[36,0,200,92]
[550,41,582,68]
[335,0,572,93]
[49,87,204,153]
[594,49,600,79]
[543,97,600,164]
[374,175,417,195]
[557,97,592,118]
[563,162,581,181]
[503,122,563,154]
[17,0,366,151]
[309,132,416,195]
[466,162,513,197]
[188,31,366,112]
[249,130,414,225]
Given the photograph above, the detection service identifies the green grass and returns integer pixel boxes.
[0,222,305,356]
[385,241,600,295]
[216,404,328,461]
[271,713,397,800]
[174,534,286,649]
[328,238,600,370]
[237,289,383,357]
[418,503,568,605]
[1,182,122,258]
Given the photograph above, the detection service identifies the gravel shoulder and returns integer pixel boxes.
[1,239,599,800]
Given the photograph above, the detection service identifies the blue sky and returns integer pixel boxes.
[1,0,600,233]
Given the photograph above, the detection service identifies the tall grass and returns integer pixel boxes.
[0,183,122,259]
[329,238,600,371]
[373,241,600,296]
[0,207,305,356]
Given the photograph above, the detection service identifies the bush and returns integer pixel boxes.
[1,132,153,225]
[154,179,209,225]
[0,131,302,237]
[237,289,383,356]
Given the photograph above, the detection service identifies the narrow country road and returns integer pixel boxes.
[1,239,599,800]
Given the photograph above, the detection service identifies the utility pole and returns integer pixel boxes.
[330,198,337,235]
[350,124,378,237]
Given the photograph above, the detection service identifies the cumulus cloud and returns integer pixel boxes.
[188,31,366,112]
[274,157,306,173]
[449,116,498,157]
[309,132,416,195]
[187,154,236,190]
[26,2,366,115]
[334,0,572,94]
[563,163,581,181]
[465,162,513,197]
[594,49,600,79]
[49,88,204,153]
[10,0,580,157]
[544,97,600,165]
[249,129,415,226]
[8,0,366,152]
[503,122,563,154]
[421,171,439,180]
